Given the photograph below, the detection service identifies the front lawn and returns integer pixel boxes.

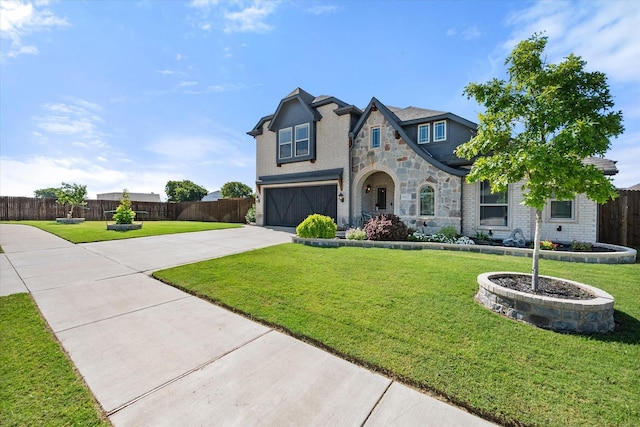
[0,293,110,426]
[154,244,640,427]
[3,220,242,243]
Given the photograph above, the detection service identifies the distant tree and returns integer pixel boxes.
[165,180,208,202]
[56,182,88,218]
[34,187,59,199]
[456,33,623,291]
[220,181,253,198]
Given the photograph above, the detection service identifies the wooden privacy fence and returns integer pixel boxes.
[598,190,640,247]
[0,197,254,224]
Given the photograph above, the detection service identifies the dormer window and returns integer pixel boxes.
[279,128,293,159]
[295,124,309,156]
[434,120,446,142]
[418,124,430,144]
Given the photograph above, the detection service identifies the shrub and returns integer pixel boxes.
[455,236,476,245]
[245,204,256,224]
[540,240,559,251]
[296,214,337,239]
[571,240,593,251]
[346,227,367,240]
[113,190,136,225]
[475,230,491,241]
[363,214,409,241]
[438,226,458,241]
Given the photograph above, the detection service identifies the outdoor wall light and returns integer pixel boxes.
[338,192,345,203]
[557,225,562,232]
[365,184,371,193]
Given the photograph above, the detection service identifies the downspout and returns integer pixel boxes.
[460,176,464,235]
[348,132,354,227]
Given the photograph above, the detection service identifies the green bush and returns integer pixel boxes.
[113,190,136,225]
[245,204,256,224]
[571,240,593,251]
[363,214,409,241]
[296,214,337,239]
[346,227,367,240]
[438,225,458,241]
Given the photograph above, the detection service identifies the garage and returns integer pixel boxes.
[264,185,337,227]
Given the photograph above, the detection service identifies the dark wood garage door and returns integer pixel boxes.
[265,185,337,227]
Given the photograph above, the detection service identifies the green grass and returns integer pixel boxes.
[0,293,110,426]
[2,220,242,243]
[154,244,640,427]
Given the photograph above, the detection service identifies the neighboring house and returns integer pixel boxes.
[202,191,221,201]
[248,88,617,243]
[97,192,161,202]
[627,183,640,191]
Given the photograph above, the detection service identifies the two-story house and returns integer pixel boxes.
[248,88,617,243]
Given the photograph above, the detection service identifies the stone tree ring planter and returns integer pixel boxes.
[476,272,614,334]
[107,223,142,231]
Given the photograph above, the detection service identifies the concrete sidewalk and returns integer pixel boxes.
[0,224,496,426]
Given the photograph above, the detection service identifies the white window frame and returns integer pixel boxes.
[549,199,575,221]
[371,126,381,149]
[434,120,446,142]
[478,181,508,228]
[279,127,292,159]
[419,185,435,216]
[294,123,309,157]
[418,124,430,144]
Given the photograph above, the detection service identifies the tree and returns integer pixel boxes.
[113,189,136,225]
[56,182,88,218]
[456,33,623,291]
[165,180,208,202]
[34,187,59,198]
[220,181,253,199]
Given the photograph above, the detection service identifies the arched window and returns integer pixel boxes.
[419,186,435,216]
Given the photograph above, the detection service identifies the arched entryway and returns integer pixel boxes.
[352,167,398,226]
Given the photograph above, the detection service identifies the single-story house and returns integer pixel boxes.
[248,88,617,243]
[97,192,161,202]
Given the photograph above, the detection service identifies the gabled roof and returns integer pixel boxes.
[387,106,446,121]
[351,97,468,177]
[583,157,618,176]
[247,88,361,137]
[627,183,640,191]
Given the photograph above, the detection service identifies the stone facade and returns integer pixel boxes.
[351,111,462,232]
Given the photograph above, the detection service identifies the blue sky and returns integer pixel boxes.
[1,0,638,199]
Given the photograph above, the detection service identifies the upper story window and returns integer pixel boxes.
[418,124,430,144]
[434,120,446,142]
[479,181,508,227]
[279,128,292,159]
[550,200,574,220]
[371,126,381,149]
[295,124,309,156]
[419,185,435,216]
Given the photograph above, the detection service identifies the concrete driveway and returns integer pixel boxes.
[0,224,495,426]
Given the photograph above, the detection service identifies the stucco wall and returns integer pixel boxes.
[462,180,598,243]
[351,110,462,232]
[253,102,352,226]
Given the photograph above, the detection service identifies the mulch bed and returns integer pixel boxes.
[492,275,596,300]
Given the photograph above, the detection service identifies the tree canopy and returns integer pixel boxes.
[56,182,88,218]
[165,180,208,202]
[34,187,59,199]
[220,181,253,199]
[456,33,623,289]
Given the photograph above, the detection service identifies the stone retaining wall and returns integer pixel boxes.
[476,272,615,334]
[291,237,637,264]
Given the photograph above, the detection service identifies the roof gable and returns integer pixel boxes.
[267,89,322,132]
[351,98,468,177]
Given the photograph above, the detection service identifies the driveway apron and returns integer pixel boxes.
[0,224,495,426]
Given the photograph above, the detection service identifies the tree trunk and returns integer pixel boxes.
[531,209,542,291]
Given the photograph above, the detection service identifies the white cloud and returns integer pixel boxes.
[307,4,337,15]
[607,131,640,188]
[223,2,276,33]
[0,155,175,198]
[33,99,109,149]
[0,0,69,58]
[461,26,481,40]
[505,0,640,84]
